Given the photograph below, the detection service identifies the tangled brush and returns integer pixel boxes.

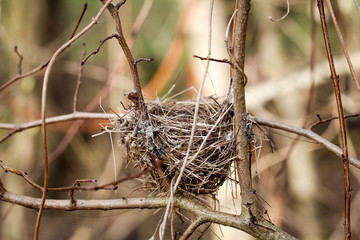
[113,95,236,196]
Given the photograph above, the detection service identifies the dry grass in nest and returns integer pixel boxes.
[113,96,236,196]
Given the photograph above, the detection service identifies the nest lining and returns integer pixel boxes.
[114,97,236,195]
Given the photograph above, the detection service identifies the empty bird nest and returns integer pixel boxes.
[109,93,237,196]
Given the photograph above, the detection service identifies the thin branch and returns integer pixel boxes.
[69,3,88,39]
[0,160,147,193]
[193,55,232,65]
[14,46,23,75]
[0,60,49,92]
[73,43,86,112]
[35,1,113,239]
[309,113,359,130]
[81,33,119,65]
[253,116,360,169]
[134,57,154,65]
[317,1,351,238]
[325,0,360,91]
[46,0,154,174]
[178,218,206,240]
[99,0,147,115]
[0,112,114,142]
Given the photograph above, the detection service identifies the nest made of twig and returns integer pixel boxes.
[113,96,236,196]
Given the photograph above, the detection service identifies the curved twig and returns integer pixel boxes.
[34,1,113,239]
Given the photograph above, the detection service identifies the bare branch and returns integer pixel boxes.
[69,3,88,39]
[13,46,23,75]
[325,0,360,91]
[0,191,298,240]
[254,117,360,169]
[35,1,113,239]
[317,1,351,238]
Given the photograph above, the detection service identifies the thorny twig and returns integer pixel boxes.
[317,1,351,238]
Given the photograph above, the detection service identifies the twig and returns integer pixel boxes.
[69,3,88,39]
[0,60,50,93]
[317,1,351,238]
[178,218,206,240]
[0,160,147,193]
[46,0,153,175]
[73,43,86,112]
[81,33,119,65]
[14,46,23,75]
[309,113,359,130]
[254,116,360,169]
[325,0,360,91]
[193,55,232,65]
[0,112,115,143]
[34,1,113,239]
[134,57,154,65]
[99,0,147,115]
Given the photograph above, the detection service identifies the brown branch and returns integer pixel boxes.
[325,0,360,91]
[193,55,232,65]
[309,113,359,130]
[178,218,206,240]
[35,1,113,239]
[254,116,360,169]
[231,0,258,219]
[317,1,351,238]
[99,0,147,115]
[14,46,23,75]
[134,57,154,65]
[69,3,88,39]
[0,60,49,93]
[0,191,298,240]
[0,160,147,192]
[81,33,119,65]
[73,43,86,112]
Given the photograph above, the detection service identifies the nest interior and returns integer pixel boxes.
[114,97,236,195]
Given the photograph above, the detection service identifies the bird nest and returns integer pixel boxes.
[113,96,236,196]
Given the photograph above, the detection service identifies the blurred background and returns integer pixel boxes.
[1,0,360,239]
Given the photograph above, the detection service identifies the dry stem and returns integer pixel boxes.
[317,1,351,238]
[231,0,258,217]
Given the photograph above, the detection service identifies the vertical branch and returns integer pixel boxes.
[317,1,351,239]
[33,1,113,239]
[99,1,147,115]
[231,0,257,216]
